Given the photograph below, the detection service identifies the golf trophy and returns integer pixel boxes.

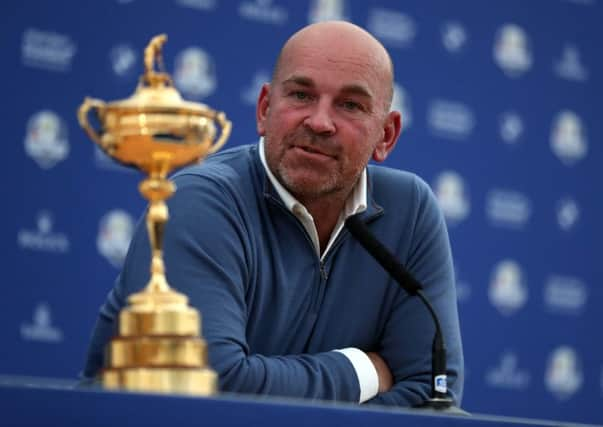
[78,34,231,396]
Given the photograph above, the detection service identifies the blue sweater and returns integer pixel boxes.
[83,144,464,406]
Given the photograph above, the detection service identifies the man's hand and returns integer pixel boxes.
[367,352,393,393]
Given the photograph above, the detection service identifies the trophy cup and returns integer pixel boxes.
[77,34,231,396]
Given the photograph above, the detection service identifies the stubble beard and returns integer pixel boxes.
[264,129,368,204]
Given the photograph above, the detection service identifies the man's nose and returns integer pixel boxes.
[303,101,336,135]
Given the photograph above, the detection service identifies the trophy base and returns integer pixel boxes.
[103,367,217,396]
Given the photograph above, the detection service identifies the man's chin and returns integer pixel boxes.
[279,173,337,200]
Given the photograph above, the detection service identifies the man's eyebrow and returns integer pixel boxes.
[339,84,372,99]
[281,76,373,99]
[281,75,315,87]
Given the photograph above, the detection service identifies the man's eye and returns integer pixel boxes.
[341,101,363,112]
[292,91,310,101]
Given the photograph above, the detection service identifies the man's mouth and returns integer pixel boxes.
[293,145,336,159]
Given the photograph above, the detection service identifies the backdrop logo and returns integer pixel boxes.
[367,8,416,48]
[109,44,138,77]
[241,69,270,105]
[485,351,530,390]
[176,0,217,10]
[97,210,135,268]
[391,83,412,129]
[174,47,217,99]
[239,0,288,25]
[433,171,470,224]
[486,189,531,229]
[545,346,583,400]
[554,44,588,82]
[21,28,77,72]
[499,111,523,144]
[550,110,588,165]
[308,0,349,23]
[544,275,587,315]
[427,100,475,140]
[24,110,69,169]
[493,24,532,77]
[556,197,580,231]
[489,260,527,315]
[20,302,63,343]
[441,21,467,53]
[17,211,70,253]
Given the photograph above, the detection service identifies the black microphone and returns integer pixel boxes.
[345,214,454,410]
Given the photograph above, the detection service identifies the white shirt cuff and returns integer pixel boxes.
[334,347,379,403]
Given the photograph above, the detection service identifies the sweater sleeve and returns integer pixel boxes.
[366,176,464,407]
[81,171,361,402]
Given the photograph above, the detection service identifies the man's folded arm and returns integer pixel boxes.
[82,172,366,402]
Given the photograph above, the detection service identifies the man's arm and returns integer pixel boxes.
[82,171,364,402]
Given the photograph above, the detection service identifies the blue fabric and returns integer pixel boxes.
[82,144,464,406]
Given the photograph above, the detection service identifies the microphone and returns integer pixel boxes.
[345,214,454,410]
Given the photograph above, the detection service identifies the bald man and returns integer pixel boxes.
[83,21,464,407]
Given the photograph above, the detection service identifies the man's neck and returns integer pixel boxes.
[298,191,349,254]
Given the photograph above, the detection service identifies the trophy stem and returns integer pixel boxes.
[145,199,171,293]
[139,152,176,295]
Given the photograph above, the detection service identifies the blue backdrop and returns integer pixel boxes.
[1,0,601,424]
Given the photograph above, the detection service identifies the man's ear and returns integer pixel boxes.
[372,110,402,162]
[256,83,271,136]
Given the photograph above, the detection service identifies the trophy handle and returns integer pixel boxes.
[209,111,232,154]
[77,97,106,146]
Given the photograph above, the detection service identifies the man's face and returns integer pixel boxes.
[257,35,399,203]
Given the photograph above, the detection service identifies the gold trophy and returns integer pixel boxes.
[77,34,231,396]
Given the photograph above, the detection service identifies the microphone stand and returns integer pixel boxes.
[345,215,455,410]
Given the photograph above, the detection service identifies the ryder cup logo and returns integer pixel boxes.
[441,21,467,53]
[241,69,270,105]
[545,346,582,400]
[554,44,588,82]
[499,111,523,144]
[308,0,349,23]
[489,260,527,315]
[109,44,138,77]
[97,210,134,268]
[493,24,532,77]
[391,83,412,129]
[550,110,588,165]
[174,47,216,99]
[20,302,63,343]
[556,197,580,231]
[24,110,69,169]
[433,171,470,224]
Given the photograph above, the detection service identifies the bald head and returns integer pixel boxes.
[271,21,395,111]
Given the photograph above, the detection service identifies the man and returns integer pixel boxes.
[83,21,464,406]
